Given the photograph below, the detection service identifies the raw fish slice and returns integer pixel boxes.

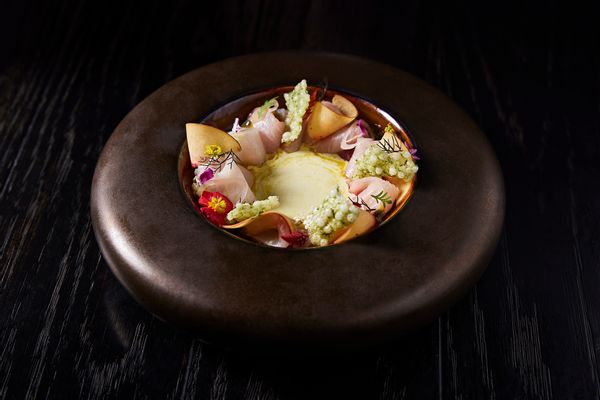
[231,127,267,166]
[238,164,255,187]
[249,109,285,153]
[345,137,375,178]
[311,120,366,154]
[204,163,256,204]
[348,177,400,214]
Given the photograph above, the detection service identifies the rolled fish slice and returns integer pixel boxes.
[249,107,286,154]
[311,120,368,154]
[231,127,267,166]
[348,177,400,214]
[203,163,256,204]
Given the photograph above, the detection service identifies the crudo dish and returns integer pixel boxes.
[183,80,419,248]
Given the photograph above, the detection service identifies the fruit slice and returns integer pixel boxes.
[331,95,358,120]
[307,95,358,140]
[241,211,295,235]
[332,209,376,244]
[383,176,413,206]
[234,211,297,248]
[186,123,241,166]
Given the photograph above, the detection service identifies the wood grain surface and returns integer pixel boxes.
[1,0,599,398]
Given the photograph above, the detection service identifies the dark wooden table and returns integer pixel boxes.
[1,1,599,398]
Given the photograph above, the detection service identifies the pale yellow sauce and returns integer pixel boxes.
[250,148,348,220]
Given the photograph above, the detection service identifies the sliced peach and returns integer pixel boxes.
[241,211,296,236]
[331,95,358,119]
[186,123,241,166]
[383,176,412,206]
[221,218,256,230]
[332,209,376,244]
[307,95,357,140]
[380,175,416,224]
[222,210,270,230]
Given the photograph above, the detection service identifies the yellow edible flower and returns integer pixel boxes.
[384,123,395,135]
[204,144,223,157]
[207,196,227,214]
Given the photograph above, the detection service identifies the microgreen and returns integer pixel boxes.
[258,97,278,119]
[349,195,375,213]
[371,191,392,206]
[198,149,240,172]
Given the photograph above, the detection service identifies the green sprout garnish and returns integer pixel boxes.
[258,97,279,119]
[371,190,392,207]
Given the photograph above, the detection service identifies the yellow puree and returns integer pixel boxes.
[250,149,348,220]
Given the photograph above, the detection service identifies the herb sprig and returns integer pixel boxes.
[198,150,240,173]
[348,195,375,213]
[377,133,403,153]
[371,191,392,207]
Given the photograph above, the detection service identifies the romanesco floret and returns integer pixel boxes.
[282,79,310,143]
[352,138,418,180]
[303,186,359,246]
[226,196,280,223]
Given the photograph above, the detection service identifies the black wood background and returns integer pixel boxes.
[1,0,599,398]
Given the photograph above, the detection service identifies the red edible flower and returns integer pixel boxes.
[281,231,308,248]
[198,191,233,226]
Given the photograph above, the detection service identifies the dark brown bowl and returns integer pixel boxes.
[91,52,505,349]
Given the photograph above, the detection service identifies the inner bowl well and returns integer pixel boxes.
[178,86,417,247]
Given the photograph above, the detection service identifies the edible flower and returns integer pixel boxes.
[384,123,395,135]
[281,231,308,248]
[357,119,368,137]
[204,144,223,157]
[198,191,233,226]
[404,141,420,160]
[198,168,214,184]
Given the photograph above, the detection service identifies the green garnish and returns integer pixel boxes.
[384,123,395,135]
[282,80,310,143]
[226,196,280,223]
[371,191,392,206]
[258,97,279,119]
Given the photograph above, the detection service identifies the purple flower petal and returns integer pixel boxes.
[408,148,420,160]
[357,119,367,137]
[199,168,214,184]
[404,140,420,160]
